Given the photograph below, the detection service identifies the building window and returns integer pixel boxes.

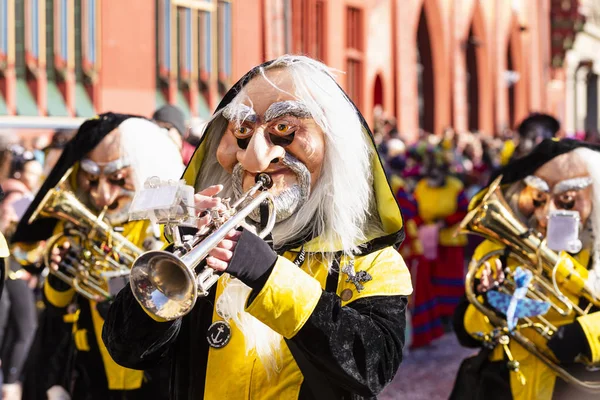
[15,0,26,80]
[346,6,362,105]
[0,0,8,68]
[25,0,40,69]
[73,0,95,116]
[158,0,231,116]
[267,0,290,58]
[217,0,231,95]
[291,0,326,61]
[197,7,211,90]
[54,0,69,74]
[81,0,98,78]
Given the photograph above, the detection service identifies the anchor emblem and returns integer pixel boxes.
[206,321,232,348]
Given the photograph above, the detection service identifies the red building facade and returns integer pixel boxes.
[0,0,560,143]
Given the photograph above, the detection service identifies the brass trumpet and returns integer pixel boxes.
[461,175,600,392]
[30,169,142,301]
[129,173,275,322]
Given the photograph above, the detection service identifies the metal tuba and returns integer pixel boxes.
[129,173,276,322]
[461,175,600,392]
[30,168,143,301]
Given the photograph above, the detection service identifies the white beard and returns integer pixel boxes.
[217,276,284,376]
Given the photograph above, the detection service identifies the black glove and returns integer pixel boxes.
[547,321,591,363]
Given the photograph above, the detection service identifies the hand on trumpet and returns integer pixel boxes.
[194,185,242,272]
[477,258,505,294]
[49,241,71,271]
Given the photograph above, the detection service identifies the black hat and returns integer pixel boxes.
[152,105,187,137]
[517,113,560,140]
[490,138,600,186]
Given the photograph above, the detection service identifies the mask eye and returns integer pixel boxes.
[532,191,548,209]
[87,177,99,188]
[109,177,127,187]
[275,123,290,134]
[556,193,576,210]
[234,126,252,136]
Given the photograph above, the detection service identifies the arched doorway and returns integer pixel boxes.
[466,25,479,131]
[586,70,598,132]
[417,6,434,134]
[373,74,384,108]
[507,40,516,129]
[507,17,527,129]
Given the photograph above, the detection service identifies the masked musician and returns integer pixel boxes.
[11,113,184,400]
[452,139,600,400]
[103,55,412,399]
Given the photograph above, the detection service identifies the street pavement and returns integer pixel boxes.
[380,333,477,400]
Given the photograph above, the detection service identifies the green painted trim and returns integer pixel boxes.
[74,83,96,117]
[196,92,211,119]
[0,92,7,115]
[156,89,167,109]
[176,90,191,119]
[46,81,69,117]
[16,79,39,116]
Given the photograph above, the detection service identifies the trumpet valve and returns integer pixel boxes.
[197,268,219,297]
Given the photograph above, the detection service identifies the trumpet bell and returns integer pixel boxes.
[130,250,198,322]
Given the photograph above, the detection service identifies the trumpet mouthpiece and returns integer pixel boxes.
[256,173,273,190]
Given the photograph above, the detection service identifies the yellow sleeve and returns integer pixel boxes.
[577,312,600,363]
[245,256,322,339]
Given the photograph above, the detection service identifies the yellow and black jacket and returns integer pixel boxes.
[452,139,600,400]
[103,60,412,399]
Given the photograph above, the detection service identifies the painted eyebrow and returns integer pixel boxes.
[553,177,593,194]
[524,175,550,192]
[222,104,258,124]
[264,101,311,122]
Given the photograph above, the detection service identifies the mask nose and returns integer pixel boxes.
[91,177,117,209]
[237,129,286,173]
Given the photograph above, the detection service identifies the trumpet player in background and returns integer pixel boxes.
[452,139,600,400]
[11,113,184,400]
[103,55,413,399]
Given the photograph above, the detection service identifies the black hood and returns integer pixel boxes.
[12,112,142,244]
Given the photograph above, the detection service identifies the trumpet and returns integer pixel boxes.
[29,169,143,301]
[129,173,276,322]
[461,175,600,392]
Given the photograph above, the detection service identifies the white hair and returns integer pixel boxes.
[573,147,600,295]
[118,118,185,188]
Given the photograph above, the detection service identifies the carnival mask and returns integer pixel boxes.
[517,152,593,236]
[76,129,136,225]
[216,69,325,223]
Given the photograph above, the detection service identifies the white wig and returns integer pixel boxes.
[118,118,185,188]
[197,55,382,259]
